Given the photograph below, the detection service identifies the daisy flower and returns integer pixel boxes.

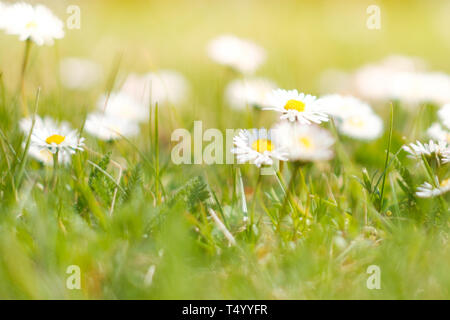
[318,94,373,120]
[416,179,450,198]
[272,122,335,162]
[21,116,84,156]
[98,92,148,123]
[121,70,189,106]
[60,58,103,90]
[438,104,450,130]
[427,123,450,143]
[84,112,140,141]
[402,140,449,160]
[337,112,384,141]
[225,78,277,110]
[207,34,266,74]
[264,89,329,124]
[231,129,288,167]
[2,2,64,46]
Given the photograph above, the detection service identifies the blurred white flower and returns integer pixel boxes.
[264,89,329,124]
[348,56,450,106]
[438,104,450,130]
[25,144,71,166]
[59,58,102,90]
[225,78,277,110]
[84,112,140,141]
[337,112,384,141]
[402,140,449,160]
[2,2,64,46]
[20,116,84,156]
[121,70,189,106]
[207,34,266,74]
[427,123,450,144]
[0,2,8,30]
[97,92,148,123]
[272,122,335,162]
[319,94,373,119]
[416,179,450,198]
[231,129,287,167]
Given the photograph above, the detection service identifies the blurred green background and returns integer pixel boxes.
[0,0,449,300]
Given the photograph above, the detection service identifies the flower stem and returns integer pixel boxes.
[250,169,263,225]
[52,151,59,190]
[278,162,300,232]
[19,39,32,117]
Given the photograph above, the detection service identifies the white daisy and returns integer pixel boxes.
[59,58,102,90]
[264,89,329,124]
[231,129,288,167]
[337,112,384,141]
[402,140,449,160]
[416,179,450,198]
[207,34,266,74]
[318,94,373,120]
[20,116,84,156]
[2,2,64,46]
[272,122,335,162]
[427,123,450,144]
[225,78,277,110]
[97,91,148,123]
[438,104,450,130]
[84,112,140,141]
[121,70,189,106]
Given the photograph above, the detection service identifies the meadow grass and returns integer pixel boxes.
[0,0,449,299]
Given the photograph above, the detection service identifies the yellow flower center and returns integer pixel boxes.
[348,117,365,127]
[440,179,449,188]
[251,139,273,153]
[284,99,305,112]
[299,137,313,149]
[46,134,66,145]
[26,21,38,29]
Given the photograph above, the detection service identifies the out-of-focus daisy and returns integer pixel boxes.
[207,34,266,74]
[231,129,287,167]
[264,89,329,124]
[272,122,335,162]
[97,92,148,123]
[427,123,450,143]
[337,112,384,141]
[25,144,71,166]
[121,70,189,106]
[225,78,277,110]
[402,140,449,160]
[416,179,450,198]
[84,112,140,141]
[20,116,84,156]
[59,58,102,90]
[0,2,8,30]
[438,104,450,130]
[319,94,373,119]
[2,2,64,46]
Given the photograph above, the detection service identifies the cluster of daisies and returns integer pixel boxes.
[403,103,450,198]
[82,69,189,142]
[1,2,191,165]
[207,35,384,168]
[321,55,450,107]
